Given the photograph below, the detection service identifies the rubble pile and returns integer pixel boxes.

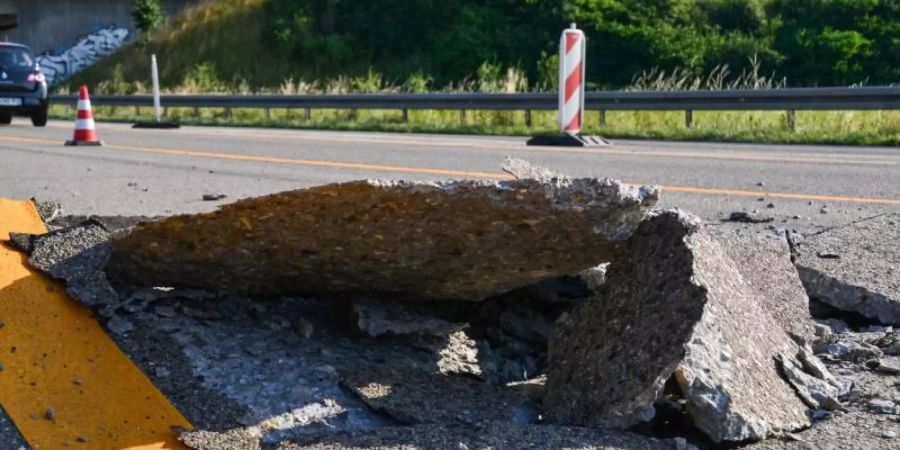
[6,164,900,450]
[544,211,831,442]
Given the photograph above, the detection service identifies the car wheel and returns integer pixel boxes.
[0,113,11,124]
[31,107,47,127]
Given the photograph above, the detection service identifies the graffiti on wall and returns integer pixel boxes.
[35,26,130,86]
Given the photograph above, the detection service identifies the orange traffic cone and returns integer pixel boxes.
[65,85,103,146]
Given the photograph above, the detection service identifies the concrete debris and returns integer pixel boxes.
[181,429,262,450]
[352,297,467,338]
[277,422,691,450]
[24,219,119,311]
[793,214,900,325]
[436,330,483,379]
[6,232,34,254]
[202,193,228,201]
[814,333,884,363]
[501,157,563,181]
[340,364,535,425]
[778,355,844,411]
[723,211,774,224]
[546,210,813,442]
[107,173,658,300]
[31,198,63,224]
[106,315,135,336]
[867,399,898,415]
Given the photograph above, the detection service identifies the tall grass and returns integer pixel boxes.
[57,13,898,148]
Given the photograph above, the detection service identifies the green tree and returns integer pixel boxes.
[132,0,165,37]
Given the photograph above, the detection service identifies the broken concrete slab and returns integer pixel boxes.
[794,214,900,326]
[340,364,535,425]
[24,219,119,311]
[545,211,813,443]
[352,297,467,338]
[107,174,658,300]
[720,232,816,343]
[277,422,692,450]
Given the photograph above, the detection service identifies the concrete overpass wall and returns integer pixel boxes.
[2,0,196,84]
[5,0,192,53]
[0,0,16,31]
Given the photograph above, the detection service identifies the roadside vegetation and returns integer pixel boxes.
[51,61,900,146]
[56,0,899,146]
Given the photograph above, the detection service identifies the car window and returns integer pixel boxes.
[0,47,34,68]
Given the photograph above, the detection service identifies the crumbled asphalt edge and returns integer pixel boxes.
[0,404,29,450]
[106,311,252,433]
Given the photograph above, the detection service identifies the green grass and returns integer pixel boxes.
[50,105,900,147]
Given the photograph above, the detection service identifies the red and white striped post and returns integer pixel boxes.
[559,23,586,135]
[526,23,607,147]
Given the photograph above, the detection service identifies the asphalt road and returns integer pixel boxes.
[2,119,900,231]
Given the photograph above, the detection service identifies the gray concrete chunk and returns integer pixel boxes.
[546,211,812,443]
[107,173,658,301]
[794,214,900,325]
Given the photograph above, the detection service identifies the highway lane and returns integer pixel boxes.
[1,119,899,230]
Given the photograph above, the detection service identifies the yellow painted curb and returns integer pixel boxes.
[0,198,192,449]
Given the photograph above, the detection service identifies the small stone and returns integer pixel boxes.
[814,324,832,337]
[72,378,82,385]
[106,316,134,336]
[782,432,803,441]
[869,398,898,414]
[882,430,896,439]
[76,435,88,443]
[757,182,765,187]
[44,407,55,420]
[202,193,227,201]
[0,319,4,329]
[154,367,170,378]
[811,409,829,420]
[767,203,775,209]
[820,208,829,214]
[793,215,802,220]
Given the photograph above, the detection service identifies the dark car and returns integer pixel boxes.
[0,43,48,127]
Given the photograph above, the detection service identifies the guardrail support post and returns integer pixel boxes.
[350,108,358,121]
[402,108,409,123]
[460,109,467,126]
[305,108,312,122]
[786,109,797,132]
[193,106,200,117]
[599,109,606,126]
[225,107,232,119]
[163,106,168,117]
[525,109,532,127]
[265,107,271,120]
[685,110,694,129]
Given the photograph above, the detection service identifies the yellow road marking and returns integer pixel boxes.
[142,127,900,167]
[45,121,900,167]
[659,185,900,205]
[0,198,191,450]
[2,134,900,206]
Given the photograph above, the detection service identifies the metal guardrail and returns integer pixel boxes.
[53,87,900,111]
[52,86,900,130]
